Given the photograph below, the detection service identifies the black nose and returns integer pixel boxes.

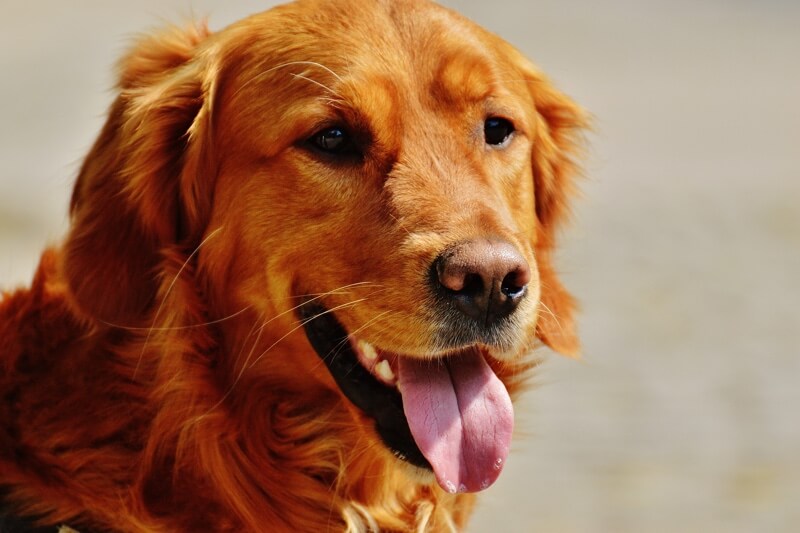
[433,239,531,325]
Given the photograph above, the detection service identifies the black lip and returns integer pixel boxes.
[299,302,430,470]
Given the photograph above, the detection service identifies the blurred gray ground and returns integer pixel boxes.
[1,1,799,531]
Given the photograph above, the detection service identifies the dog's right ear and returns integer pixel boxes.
[526,70,587,358]
[501,44,588,358]
[62,23,217,324]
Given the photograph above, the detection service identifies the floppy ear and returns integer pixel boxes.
[524,64,588,357]
[62,23,217,324]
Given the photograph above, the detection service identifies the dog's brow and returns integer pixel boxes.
[291,73,341,98]
[432,52,497,106]
[233,60,346,102]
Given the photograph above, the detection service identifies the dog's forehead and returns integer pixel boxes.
[216,0,530,154]
[227,0,512,99]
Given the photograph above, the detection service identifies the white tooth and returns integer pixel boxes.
[375,360,395,382]
[359,340,378,360]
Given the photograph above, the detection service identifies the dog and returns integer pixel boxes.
[0,0,586,530]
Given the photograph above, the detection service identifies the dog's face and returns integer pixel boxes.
[62,0,584,498]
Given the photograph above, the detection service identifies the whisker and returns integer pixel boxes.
[251,282,379,336]
[266,283,381,302]
[319,96,346,107]
[314,310,396,377]
[191,282,385,422]
[134,226,223,378]
[285,60,345,83]
[246,299,368,372]
[387,212,413,238]
[232,311,269,385]
[291,73,338,96]
[194,299,368,423]
[99,305,251,332]
[233,60,345,101]
[184,314,264,431]
[536,300,563,332]
[340,310,395,344]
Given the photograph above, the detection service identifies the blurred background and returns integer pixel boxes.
[1,1,798,531]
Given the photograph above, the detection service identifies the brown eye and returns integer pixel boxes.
[484,117,514,146]
[308,127,358,156]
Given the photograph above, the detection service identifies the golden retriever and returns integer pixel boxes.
[0,0,585,530]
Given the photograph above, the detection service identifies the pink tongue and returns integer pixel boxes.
[397,349,513,493]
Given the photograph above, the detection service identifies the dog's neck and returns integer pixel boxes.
[0,249,469,531]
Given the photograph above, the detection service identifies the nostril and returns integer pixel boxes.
[437,260,466,293]
[436,255,488,296]
[500,264,531,299]
[500,271,526,298]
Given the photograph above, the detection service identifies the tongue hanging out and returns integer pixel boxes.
[397,348,514,493]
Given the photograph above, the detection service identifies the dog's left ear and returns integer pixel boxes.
[515,55,588,358]
[62,23,218,324]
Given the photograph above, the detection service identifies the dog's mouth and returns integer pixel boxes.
[300,302,514,494]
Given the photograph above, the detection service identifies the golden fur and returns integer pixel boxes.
[0,0,585,530]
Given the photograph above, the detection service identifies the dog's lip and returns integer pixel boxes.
[298,301,431,470]
[299,300,515,494]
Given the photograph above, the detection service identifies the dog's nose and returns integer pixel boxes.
[434,239,531,324]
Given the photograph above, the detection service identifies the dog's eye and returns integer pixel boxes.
[484,117,515,146]
[308,127,358,156]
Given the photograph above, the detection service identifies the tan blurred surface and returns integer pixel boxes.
[1,1,799,531]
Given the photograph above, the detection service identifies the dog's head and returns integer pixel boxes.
[62,0,585,496]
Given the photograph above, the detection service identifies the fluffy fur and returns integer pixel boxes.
[0,0,586,530]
